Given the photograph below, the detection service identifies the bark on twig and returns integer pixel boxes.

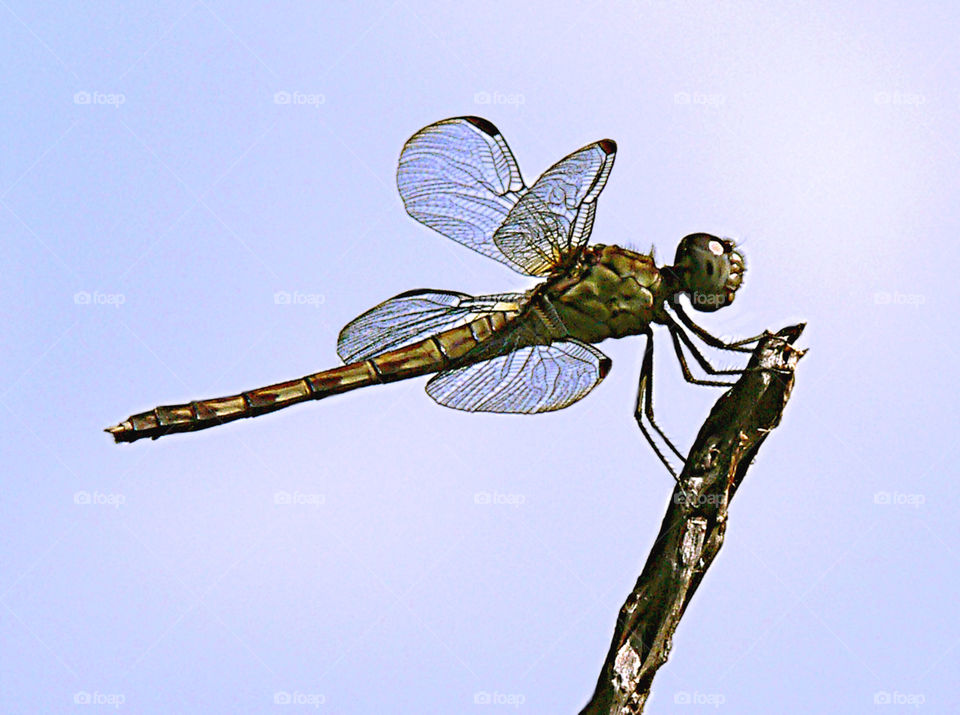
[580,324,805,715]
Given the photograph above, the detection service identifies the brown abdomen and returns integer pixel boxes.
[105,310,520,443]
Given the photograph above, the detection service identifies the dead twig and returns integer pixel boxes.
[580,324,805,714]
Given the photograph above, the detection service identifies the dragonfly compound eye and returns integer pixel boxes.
[674,233,745,312]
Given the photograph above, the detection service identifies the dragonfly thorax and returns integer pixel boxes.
[547,245,663,344]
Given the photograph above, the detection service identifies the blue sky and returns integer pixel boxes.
[2,1,957,712]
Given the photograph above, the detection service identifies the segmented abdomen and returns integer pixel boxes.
[106,309,521,443]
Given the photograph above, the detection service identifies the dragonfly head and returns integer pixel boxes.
[671,233,745,312]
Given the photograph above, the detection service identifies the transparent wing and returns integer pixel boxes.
[397,117,616,276]
[493,140,616,276]
[425,339,611,413]
[337,289,527,363]
[397,117,530,274]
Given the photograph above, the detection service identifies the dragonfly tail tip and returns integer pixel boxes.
[104,423,130,443]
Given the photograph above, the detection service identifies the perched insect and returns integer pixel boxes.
[107,117,764,476]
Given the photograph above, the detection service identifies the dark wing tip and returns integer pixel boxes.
[598,357,613,380]
[598,139,617,155]
[461,116,502,138]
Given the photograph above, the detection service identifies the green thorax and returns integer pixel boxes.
[544,244,665,344]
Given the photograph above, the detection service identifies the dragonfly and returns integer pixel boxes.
[107,116,765,477]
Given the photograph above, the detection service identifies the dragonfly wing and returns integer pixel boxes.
[337,289,527,363]
[398,117,616,276]
[493,139,616,276]
[397,117,532,275]
[425,339,611,413]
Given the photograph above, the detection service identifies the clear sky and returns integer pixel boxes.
[2,1,957,713]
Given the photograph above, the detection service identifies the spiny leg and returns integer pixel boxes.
[666,319,740,387]
[668,316,793,385]
[634,331,686,481]
[670,300,767,353]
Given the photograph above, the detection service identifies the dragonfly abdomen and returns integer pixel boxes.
[106,310,520,443]
[105,363,377,443]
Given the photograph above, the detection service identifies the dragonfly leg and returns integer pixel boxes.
[668,305,795,382]
[670,300,767,353]
[668,316,794,383]
[667,321,740,387]
[634,331,686,480]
